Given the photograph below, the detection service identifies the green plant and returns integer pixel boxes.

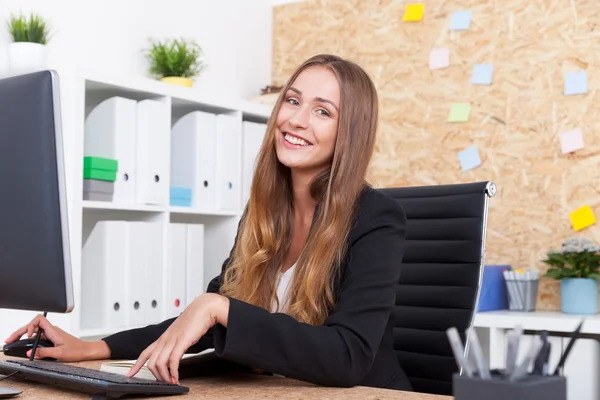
[7,12,51,44]
[543,237,600,280]
[144,38,206,78]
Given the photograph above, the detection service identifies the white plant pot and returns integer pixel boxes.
[8,42,47,74]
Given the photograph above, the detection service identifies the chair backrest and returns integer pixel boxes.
[378,181,496,395]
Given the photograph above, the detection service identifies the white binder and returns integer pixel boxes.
[215,114,241,212]
[144,222,164,324]
[171,111,217,211]
[84,97,137,203]
[166,223,187,319]
[126,222,148,327]
[242,121,267,206]
[81,221,128,330]
[136,99,170,206]
[185,224,205,305]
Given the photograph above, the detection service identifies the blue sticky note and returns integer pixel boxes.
[458,146,481,172]
[450,10,471,30]
[564,71,588,96]
[470,64,494,85]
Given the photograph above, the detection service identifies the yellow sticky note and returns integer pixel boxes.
[403,4,424,22]
[569,205,596,231]
[448,103,471,122]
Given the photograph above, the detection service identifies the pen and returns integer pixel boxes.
[467,327,490,379]
[446,327,473,377]
[510,336,543,382]
[532,330,551,376]
[505,325,523,377]
[552,320,584,376]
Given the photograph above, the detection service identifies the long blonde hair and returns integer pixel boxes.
[220,54,379,325]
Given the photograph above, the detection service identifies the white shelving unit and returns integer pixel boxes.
[0,69,272,342]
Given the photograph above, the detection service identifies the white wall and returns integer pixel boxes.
[0,0,273,99]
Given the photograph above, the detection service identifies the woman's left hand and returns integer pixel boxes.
[125,293,229,384]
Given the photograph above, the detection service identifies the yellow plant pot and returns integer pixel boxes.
[160,76,193,88]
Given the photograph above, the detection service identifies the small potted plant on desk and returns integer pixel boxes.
[543,237,600,315]
[143,38,206,88]
[6,12,52,74]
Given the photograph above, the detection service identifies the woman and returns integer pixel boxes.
[5,54,411,391]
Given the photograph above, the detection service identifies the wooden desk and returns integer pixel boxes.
[0,357,451,400]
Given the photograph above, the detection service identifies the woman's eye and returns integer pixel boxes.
[286,98,299,105]
[316,109,330,117]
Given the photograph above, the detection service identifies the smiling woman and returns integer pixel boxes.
[6,54,412,393]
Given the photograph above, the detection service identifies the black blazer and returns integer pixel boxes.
[102,186,412,391]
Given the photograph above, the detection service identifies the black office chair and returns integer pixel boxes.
[378,181,496,396]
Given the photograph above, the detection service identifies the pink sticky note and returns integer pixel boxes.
[560,128,584,154]
[429,47,449,70]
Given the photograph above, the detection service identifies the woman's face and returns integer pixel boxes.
[274,66,340,175]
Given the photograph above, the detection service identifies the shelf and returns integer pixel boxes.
[474,310,600,334]
[169,206,240,217]
[82,200,165,213]
[239,100,273,119]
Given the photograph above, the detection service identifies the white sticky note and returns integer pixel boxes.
[429,48,450,70]
[450,10,471,31]
[470,64,494,85]
[458,146,482,171]
[560,128,584,154]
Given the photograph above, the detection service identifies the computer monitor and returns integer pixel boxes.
[0,70,73,313]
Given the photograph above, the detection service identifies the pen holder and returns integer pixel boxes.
[505,278,538,311]
[453,373,566,400]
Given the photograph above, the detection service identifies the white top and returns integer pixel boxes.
[272,263,296,313]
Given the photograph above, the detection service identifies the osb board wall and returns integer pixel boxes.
[272,0,600,310]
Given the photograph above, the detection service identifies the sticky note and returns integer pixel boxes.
[403,4,424,22]
[564,71,588,95]
[448,103,471,122]
[450,10,471,30]
[470,64,494,85]
[569,205,596,231]
[429,47,449,70]
[559,128,584,154]
[458,146,482,172]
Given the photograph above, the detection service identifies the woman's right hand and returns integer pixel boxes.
[4,314,111,362]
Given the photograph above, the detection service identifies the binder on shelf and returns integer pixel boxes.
[185,224,205,305]
[144,222,164,324]
[242,121,267,205]
[166,223,187,319]
[171,111,217,211]
[81,221,128,330]
[84,97,137,203]
[215,114,241,212]
[126,222,164,326]
[136,99,170,206]
[170,187,192,207]
[83,156,118,182]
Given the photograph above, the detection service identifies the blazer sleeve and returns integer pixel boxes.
[101,268,225,360]
[211,197,406,387]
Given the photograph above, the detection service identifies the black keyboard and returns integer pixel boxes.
[0,359,189,398]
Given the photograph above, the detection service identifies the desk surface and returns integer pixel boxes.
[0,357,451,400]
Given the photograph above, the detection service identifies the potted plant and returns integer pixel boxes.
[143,38,206,88]
[6,12,52,74]
[543,237,600,315]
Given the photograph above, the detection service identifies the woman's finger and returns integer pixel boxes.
[126,342,155,378]
[169,341,188,384]
[154,339,176,383]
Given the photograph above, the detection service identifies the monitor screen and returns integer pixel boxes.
[0,70,73,313]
